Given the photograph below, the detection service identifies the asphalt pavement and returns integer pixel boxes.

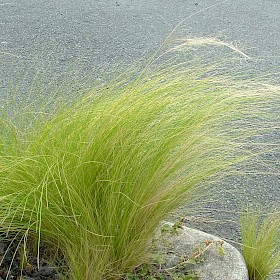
[1,0,279,246]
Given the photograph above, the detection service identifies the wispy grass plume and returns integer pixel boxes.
[0,41,279,279]
[241,207,280,280]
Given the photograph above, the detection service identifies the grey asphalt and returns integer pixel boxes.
[1,0,280,72]
[1,0,279,247]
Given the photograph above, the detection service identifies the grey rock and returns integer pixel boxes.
[155,222,249,280]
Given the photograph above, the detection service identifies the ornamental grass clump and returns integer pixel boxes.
[0,42,279,279]
[241,208,280,280]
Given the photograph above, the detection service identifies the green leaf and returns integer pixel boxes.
[161,224,171,233]
[217,244,225,256]
[184,258,197,265]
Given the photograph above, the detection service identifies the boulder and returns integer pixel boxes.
[155,222,249,280]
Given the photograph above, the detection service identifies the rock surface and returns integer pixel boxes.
[156,222,249,280]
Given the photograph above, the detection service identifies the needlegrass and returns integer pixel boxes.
[0,47,279,279]
[241,208,280,280]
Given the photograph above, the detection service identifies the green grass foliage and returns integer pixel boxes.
[241,208,280,280]
[0,46,279,279]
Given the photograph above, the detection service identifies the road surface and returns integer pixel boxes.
[1,0,279,245]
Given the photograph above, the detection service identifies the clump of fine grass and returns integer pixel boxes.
[240,207,280,280]
[0,42,279,280]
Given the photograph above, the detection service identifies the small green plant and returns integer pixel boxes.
[161,223,225,269]
[240,207,280,280]
[125,256,200,280]
[130,221,226,280]
[161,219,185,235]
[180,239,225,266]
